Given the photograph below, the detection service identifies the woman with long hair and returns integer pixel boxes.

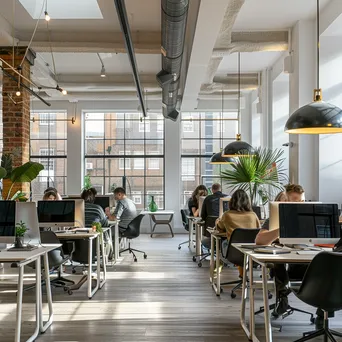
[188,185,208,217]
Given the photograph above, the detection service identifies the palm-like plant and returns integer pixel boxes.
[221,147,288,206]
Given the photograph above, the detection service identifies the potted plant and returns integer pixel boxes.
[1,154,44,200]
[82,174,93,191]
[221,147,288,206]
[15,221,29,248]
[91,221,103,234]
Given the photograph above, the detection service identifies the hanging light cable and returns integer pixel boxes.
[97,53,106,77]
[222,52,254,157]
[210,88,235,164]
[284,0,342,134]
[44,0,50,21]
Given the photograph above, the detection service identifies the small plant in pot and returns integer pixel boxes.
[91,221,103,234]
[15,221,29,248]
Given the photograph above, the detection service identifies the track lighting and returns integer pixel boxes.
[56,85,67,95]
[45,11,51,22]
[15,90,21,97]
[100,66,106,78]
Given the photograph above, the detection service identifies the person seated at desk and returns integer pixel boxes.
[43,190,58,201]
[188,185,208,217]
[201,183,226,222]
[217,189,261,276]
[255,184,332,327]
[44,187,62,200]
[105,187,137,234]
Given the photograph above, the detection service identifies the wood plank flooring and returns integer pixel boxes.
[0,234,341,341]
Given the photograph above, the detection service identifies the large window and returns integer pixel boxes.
[0,111,3,156]
[181,112,238,205]
[84,112,165,210]
[30,111,67,202]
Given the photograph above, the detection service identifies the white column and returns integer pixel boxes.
[241,94,252,144]
[288,20,319,200]
[66,102,83,195]
[261,69,273,148]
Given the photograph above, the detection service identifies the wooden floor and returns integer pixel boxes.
[0,234,341,342]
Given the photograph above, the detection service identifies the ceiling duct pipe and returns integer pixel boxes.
[114,0,147,117]
[157,0,189,121]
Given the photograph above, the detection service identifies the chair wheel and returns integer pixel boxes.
[144,254,147,259]
[134,258,137,262]
[220,287,223,293]
[64,287,68,292]
[72,269,76,274]
[231,292,237,298]
[198,262,202,267]
[178,246,181,250]
[192,256,196,262]
[68,290,73,295]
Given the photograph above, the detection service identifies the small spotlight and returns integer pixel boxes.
[44,11,51,22]
[100,66,106,78]
[56,85,67,95]
[16,90,21,97]
[62,89,67,95]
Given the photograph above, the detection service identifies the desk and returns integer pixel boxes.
[142,210,175,237]
[233,244,326,342]
[208,230,226,296]
[186,216,201,253]
[0,244,60,342]
[55,230,106,299]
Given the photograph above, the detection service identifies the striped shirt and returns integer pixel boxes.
[84,203,109,228]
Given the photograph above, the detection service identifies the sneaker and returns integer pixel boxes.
[272,296,289,318]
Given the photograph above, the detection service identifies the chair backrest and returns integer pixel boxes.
[121,214,145,239]
[226,228,260,266]
[203,216,218,237]
[296,251,342,312]
[180,209,189,231]
[40,231,66,269]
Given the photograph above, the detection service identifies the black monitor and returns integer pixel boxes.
[37,201,76,228]
[279,203,340,245]
[94,195,113,211]
[0,201,16,244]
[252,206,262,220]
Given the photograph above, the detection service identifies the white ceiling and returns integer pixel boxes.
[234,0,331,30]
[38,52,161,75]
[217,51,283,74]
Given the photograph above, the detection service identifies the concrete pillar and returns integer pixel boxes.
[288,20,319,200]
[1,48,35,198]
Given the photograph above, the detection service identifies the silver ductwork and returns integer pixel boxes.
[157,0,189,121]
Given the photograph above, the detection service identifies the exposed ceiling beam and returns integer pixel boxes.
[181,0,229,111]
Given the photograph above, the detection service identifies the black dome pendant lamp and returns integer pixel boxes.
[209,89,235,164]
[285,0,342,134]
[222,52,254,157]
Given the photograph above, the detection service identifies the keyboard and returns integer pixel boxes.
[296,251,320,255]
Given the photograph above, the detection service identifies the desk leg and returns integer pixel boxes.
[209,234,215,283]
[100,234,107,289]
[215,237,221,296]
[14,265,24,342]
[114,223,119,262]
[87,238,93,299]
[188,221,192,248]
[249,256,256,339]
[195,224,201,257]
[240,254,251,339]
[168,214,174,237]
[262,265,272,342]
[40,252,54,333]
[149,215,153,237]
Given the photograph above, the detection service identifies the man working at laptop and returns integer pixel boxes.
[255,184,332,328]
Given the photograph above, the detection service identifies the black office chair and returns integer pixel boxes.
[178,209,193,250]
[220,228,260,298]
[290,252,342,342]
[120,214,147,262]
[194,216,217,267]
[25,231,74,291]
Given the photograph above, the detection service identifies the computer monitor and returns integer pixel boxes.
[94,195,114,211]
[37,200,76,228]
[15,202,41,245]
[219,197,230,217]
[279,203,340,245]
[0,201,16,244]
[61,199,85,227]
[252,206,262,220]
[269,201,321,231]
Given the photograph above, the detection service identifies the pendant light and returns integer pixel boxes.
[209,88,235,164]
[284,0,342,134]
[222,52,254,157]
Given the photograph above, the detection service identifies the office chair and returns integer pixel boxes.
[193,216,217,267]
[25,231,75,291]
[220,228,260,298]
[120,214,147,262]
[290,252,342,342]
[178,209,193,250]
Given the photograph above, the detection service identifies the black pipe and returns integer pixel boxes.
[114,0,147,117]
[1,67,51,107]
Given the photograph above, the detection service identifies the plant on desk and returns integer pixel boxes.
[91,221,103,234]
[15,221,28,248]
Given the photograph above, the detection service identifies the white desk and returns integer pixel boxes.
[141,210,175,237]
[55,230,106,299]
[233,244,327,342]
[186,216,200,253]
[0,244,60,342]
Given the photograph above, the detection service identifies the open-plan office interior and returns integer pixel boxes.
[1,0,342,341]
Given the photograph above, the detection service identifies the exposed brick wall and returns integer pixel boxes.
[2,55,31,198]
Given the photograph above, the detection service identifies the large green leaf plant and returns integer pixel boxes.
[0,154,44,200]
[221,147,288,206]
